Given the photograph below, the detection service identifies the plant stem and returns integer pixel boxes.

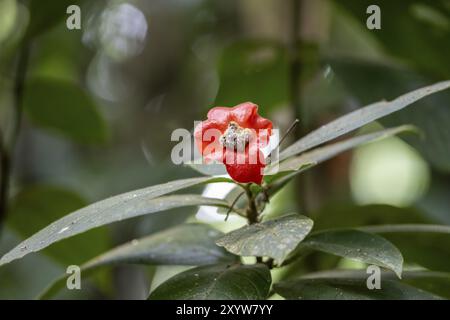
[243,185,268,265]
[0,43,30,231]
[244,184,259,225]
[277,119,299,149]
[264,258,274,269]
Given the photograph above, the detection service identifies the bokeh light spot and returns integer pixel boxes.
[350,136,430,207]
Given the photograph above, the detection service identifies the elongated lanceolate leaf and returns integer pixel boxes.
[39,224,237,299]
[0,176,233,266]
[280,81,450,160]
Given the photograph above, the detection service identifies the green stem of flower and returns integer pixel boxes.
[244,184,270,266]
[244,184,259,225]
[264,258,274,269]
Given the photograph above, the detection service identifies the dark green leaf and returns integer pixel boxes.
[274,277,440,300]
[216,214,313,265]
[360,224,450,273]
[149,264,271,300]
[401,271,450,300]
[23,77,108,144]
[283,269,450,299]
[312,204,450,273]
[0,195,228,267]
[0,176,233,266]
[85,223,237,268]
[39,223,237,299]
[303,229,403,278]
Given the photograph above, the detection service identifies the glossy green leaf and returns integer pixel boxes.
[7,185,109,265]
[86,224,237,267]
[0,195,228,267]
[149,264,271,300]
[360,224,450,273]
[274,275,441,300]
[216,214,313,265]
[401,271,450,299]
[279,205,425,277]
[78,225,233,271]
[39,223,237,299]
[312,204,450,273]
[0,176,233,266]
[303,229,403,278]
[23,77,108,144]
[298,269,450,299]
[280,81,450,160]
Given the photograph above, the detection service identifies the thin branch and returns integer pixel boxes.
[224,191,245,221]
[277,119,300,149]
[265,119,300,169]
[267,118,299,166]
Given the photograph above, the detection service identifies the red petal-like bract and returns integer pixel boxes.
[194,102,272,184]
[223,148,266,184]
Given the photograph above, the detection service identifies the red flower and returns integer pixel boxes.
[194,102,273,184]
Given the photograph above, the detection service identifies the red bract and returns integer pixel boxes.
[194,102,273,184]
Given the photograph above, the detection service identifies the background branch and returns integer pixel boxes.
[289,0,309,214]
[0,43,31,232]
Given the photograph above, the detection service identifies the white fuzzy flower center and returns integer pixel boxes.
[220,122,252,151]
